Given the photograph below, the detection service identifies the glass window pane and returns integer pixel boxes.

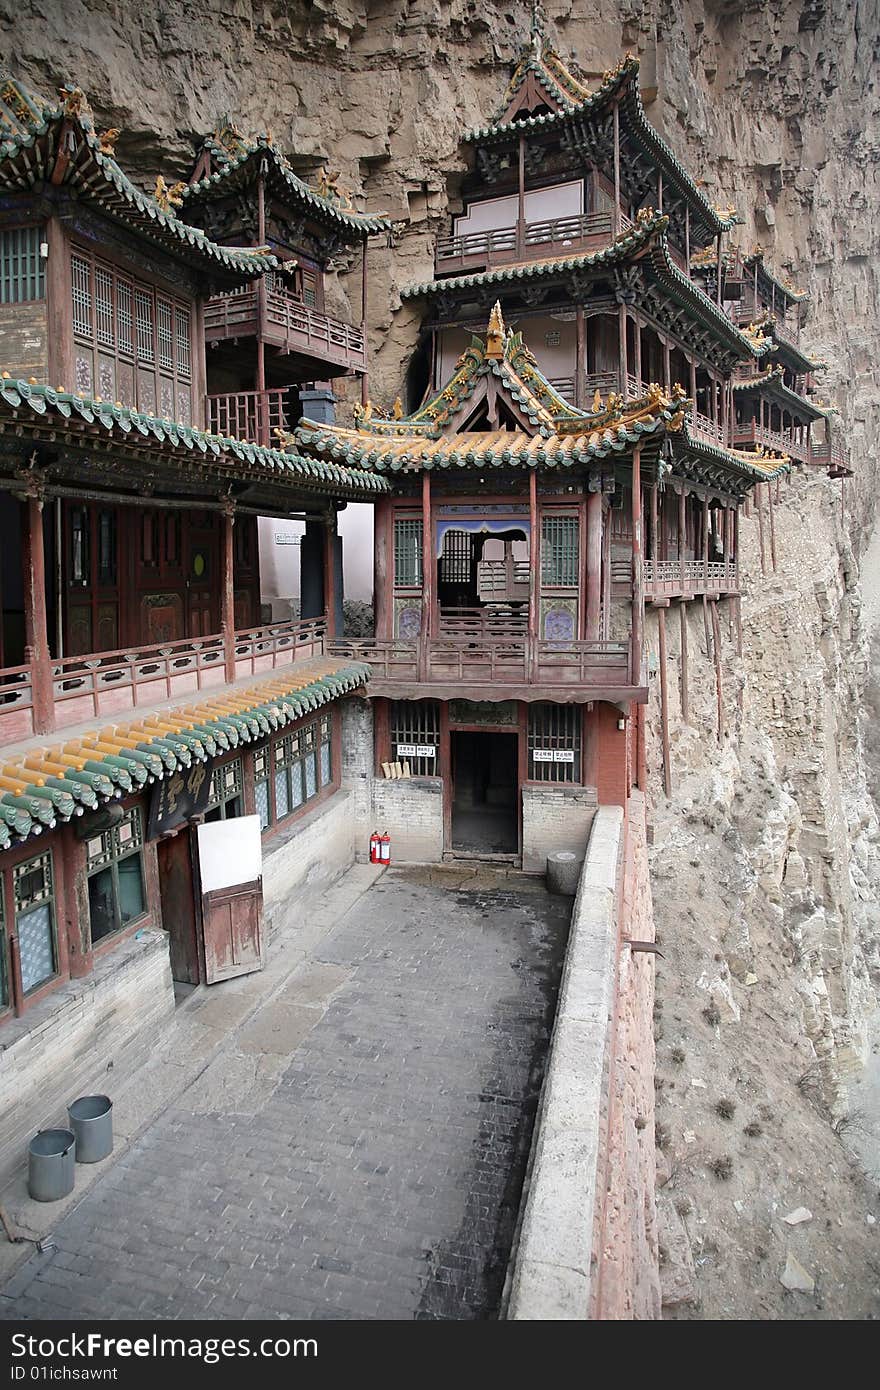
[291,762,304,809]
[17,904,55,993]
[305,751,317,800]
[255,778,270,830]
[118,855,145,925]
[274,768,290,819]
[320,741,331,786]
[88,867,116,943]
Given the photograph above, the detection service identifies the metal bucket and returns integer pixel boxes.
[28,1129,76,1202]
[67,1095,113,1164]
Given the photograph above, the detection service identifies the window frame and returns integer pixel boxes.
[527,703,582,784]
[12,850,58,998]
[85,807,148,946]
[254,714,334,833]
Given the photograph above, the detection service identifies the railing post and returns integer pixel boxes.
[220,501,236,683]
[20,486,54,735]
[630,447,643,687]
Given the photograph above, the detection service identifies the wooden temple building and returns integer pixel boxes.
[0,74,384,1040]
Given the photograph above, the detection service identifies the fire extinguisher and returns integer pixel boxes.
[380,831,391,865]
[369,830,380,864]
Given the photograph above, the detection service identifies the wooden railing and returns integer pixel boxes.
[0,616,328,743]
[437,606,528,637]
[206,388,290,446]
[475,557,530,602]
[328,635,632,688]
[643,559,739,598]
[809,438,847,470]
[435,211,634,274]
[583,371,645,403]
[204,285,366,372]
[691,410,726,446]
[731,419,807,460]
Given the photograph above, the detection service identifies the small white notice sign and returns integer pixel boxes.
[197,815,262,892]
[533,749,575,763]
[396,744,436,759]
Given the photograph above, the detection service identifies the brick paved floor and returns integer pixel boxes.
[0,867,569,1321]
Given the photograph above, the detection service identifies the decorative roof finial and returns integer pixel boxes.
[530,0,545,57]
[486,300,507,359]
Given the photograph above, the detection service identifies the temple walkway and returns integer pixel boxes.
[0,864,569,1321]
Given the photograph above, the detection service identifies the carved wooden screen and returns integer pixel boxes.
[393,516,423,639]
[539,511,579,641]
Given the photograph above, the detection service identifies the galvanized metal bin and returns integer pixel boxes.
[28,1129,76,1202]
[67,1095,113,1164]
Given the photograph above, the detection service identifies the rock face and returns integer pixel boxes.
[6,0,880,1319]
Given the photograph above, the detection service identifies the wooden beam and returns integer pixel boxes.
[658,605,672,797]
[586,489,602,640]
[631,447,643,686]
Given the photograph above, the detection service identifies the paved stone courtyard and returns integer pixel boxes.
[0,866,569,1321]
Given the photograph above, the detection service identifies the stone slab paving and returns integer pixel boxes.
[0,865,569,1321]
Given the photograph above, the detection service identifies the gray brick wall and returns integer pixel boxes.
[371,778,444,864]
[0,930,174,1189]
[521,784,598,874]
[261,789,356,936]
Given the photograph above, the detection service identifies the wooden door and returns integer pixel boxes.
[202,880,263,983]
[185,516,217,638]
[157,830,201,985]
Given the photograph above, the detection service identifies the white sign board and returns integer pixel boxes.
[396,744,436,759]
[197,815,262,893]
[533,749,575,763]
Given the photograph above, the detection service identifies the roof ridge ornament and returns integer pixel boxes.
[530,0,546,56]
[485,300,507,358]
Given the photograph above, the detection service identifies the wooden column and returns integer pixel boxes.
[633,311,642,391]
[678,486,687,564]
[662,339,671,393]
[701,494,710,563]
[710,599,724,743]
[767,481,777,571]
[324,512,339,639]
[361,239,369,407]
[575,307,585,409]
[373,497,388,640]
[658,605,672,796]
[756,482,766,574]
[630,448,643,686]
[689,358,697,406]
[684,204,690,273]
[679,599,689,723]
[618,304,628,395]
[220,503,236,682]
[517,134,526,258]
[657,170,664,213]
[613,101,621,235]
[529,469,539,676]
[22,490,54,735]
[585,489,602,640]
[650,482,658,561]
[716,233,723,306]
[45,216,74,392]
[421,471,434,640]
[255,171,266,401]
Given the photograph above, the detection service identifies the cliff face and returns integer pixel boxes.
[3,0,879,1317]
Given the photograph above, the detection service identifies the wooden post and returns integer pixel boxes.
[684,204,690,273]
[679,599,689,722]
[575,307,585,408]
[630,447,643,686]
[586,489,602,640]
[650,483,658,562]
[710,599,724,743]
[658,605,671,797]
[613,101,621,236]
[619,304,628,395]
[678,486,687,567]
[633,311,642,392]
[716,233,723,306]
[657,170,663,213]
[255,171,266,410]
[517,134,526,258]
[220,503,236,682]
[361,239,369,407]
[22,490,54,734]
[529,469,539,676]
[422,471,434,641]
[662,339,671,393]
[756,482,766,574]
[374,497,388,640]
[767,481,777,571]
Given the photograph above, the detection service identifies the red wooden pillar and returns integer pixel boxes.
[630,447,643,686]
[585,489,602,641]
[361,239,369,408]
[373,496,388,641]
[529,470,539,678]
[679,600,689,723]
[324,512,339,639]
[678,485,687,568]
[220,503,236,682]
[22,490,54,734]
[419,472,434,678]
[255,171,267,421]
[658,605,672,796]
[575,308,585,408]
[612,100,621,236]
[650,482,658,561]
[618,304,628,395]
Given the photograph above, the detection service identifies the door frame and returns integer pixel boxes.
[445,719,523,858]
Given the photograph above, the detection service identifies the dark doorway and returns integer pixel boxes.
[157,830,202,989]
[451,731,518,855]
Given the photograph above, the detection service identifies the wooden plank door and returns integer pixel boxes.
[202,879,263,983]
[157,829,201,985]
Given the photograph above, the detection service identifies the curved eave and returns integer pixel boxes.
[182,141,391,237]
[0,662,371,848]
[673,426,791,485]
[732,371,827,422]
[0,378,389,498]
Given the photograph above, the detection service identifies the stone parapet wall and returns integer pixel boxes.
[521,783,598,874]
[0,930,173,1190]
[262,788,357,937]
[505,794,659,1320]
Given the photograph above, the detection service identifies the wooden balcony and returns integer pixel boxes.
[0,617,327,744]
[644,560,739,602]
[435,211,634,277]
[206,387,290,446]
[327,635,635,701]
[731,419,808,462]
[204,285,366,374]
[690,410,727,447]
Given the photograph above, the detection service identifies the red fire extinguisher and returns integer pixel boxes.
[369,830,380,864]
[380,830,391,865]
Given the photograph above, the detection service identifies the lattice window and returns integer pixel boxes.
[390,700,440,777]
[176,306,191,378]
[320,714,332,786]
[541,513,579,588]
[13,851,56,994]
[394,518,423,588]
[135,288,154,363]
[157,297,174,371]
[205,757,243,822]
[0,226,45,303]
[528,703,581,783]
[71,254,92,336]
[86,808,146,944]
[116,280,133,356]
[440,529,471,583]
[95,264,114,348]
[0,878,6,1012]
[254,716,331,832]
